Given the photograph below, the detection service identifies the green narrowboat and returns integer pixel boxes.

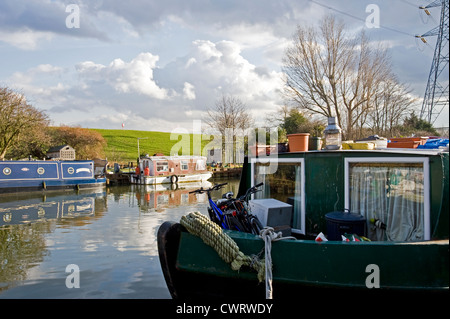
[158,149,449,299]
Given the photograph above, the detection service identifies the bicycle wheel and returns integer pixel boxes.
[224,213,246,232]
[250,216,264,235]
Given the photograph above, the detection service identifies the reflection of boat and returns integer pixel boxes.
[0,190,106,226]
[130,156,212,185]
[133,181,211,212]
[158,149,449,298]
[0,160,106,194]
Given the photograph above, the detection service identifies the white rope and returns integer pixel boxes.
[181,212,297,300]
[259,227,296,299]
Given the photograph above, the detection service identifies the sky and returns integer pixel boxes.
[0,0,448,133]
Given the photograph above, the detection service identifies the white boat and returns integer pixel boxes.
[130,155,212,185]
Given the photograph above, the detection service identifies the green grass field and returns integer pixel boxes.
[92,129,212,163]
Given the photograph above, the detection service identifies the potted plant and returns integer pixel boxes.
[287,121,325,152]
[282,109,326,152]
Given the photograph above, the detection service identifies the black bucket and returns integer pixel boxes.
[325,210,366,241]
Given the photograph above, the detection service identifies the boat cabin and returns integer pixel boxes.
[238,149,449,242]
[137,155,208,177]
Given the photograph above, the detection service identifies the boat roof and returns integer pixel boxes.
[280,148,448,156]
[140,155,207,161]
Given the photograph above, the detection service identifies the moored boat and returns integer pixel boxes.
[0,160,106,194]
[158,148,449,298]
[130,155,212,185]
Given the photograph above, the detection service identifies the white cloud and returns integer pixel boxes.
[76,53,169,100]
[183,82,196,100]
[0,28,53,50]
[6,39,284,131]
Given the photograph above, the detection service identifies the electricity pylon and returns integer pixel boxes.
[417,0,449,125]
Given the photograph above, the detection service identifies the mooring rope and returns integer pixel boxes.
[180,212,265,282]
[180,211,295,299]
[259,227,296,299]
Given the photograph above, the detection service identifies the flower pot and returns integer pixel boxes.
[309,137,323,150]
[287,133,310,152]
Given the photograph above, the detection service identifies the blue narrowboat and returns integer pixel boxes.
[0,160,106,193]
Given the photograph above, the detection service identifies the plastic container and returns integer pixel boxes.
[325,210,366,241]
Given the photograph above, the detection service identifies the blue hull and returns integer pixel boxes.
[0,160,106,193]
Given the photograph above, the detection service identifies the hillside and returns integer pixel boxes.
[92,128,212,163]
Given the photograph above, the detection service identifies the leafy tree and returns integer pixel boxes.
[47,126,107,160]
[399,112,438,137]
[282,108,326,137]
[0,87,49,160]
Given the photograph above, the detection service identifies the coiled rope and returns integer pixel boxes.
[180,212,265,282]
[180,211,295,299]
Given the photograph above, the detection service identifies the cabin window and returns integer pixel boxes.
[156,161,169,172]
[250,158,305,234]
[181,160,189,170]
[345,157,430,241]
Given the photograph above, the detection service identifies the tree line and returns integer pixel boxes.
[0,87,106,161]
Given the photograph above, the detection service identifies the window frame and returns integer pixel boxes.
[344,157,430,241]
[250,157,305,235]
[180,160,189,171]
[156,161,169,172]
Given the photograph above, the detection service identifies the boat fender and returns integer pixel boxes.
[76,184,80,191]
[42,181,46,190]
[170,175,178,184]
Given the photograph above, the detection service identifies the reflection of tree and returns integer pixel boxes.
[0,191,108,293]
[0,223,49,292]
[133,184,209,213]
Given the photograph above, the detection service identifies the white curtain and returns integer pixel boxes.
[350,165,424,241]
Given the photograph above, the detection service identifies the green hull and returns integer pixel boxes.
[158,221,448,298]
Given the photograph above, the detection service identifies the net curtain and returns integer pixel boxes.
[350,165,424,241]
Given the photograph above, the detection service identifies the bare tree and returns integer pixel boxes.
[204,95,253,134]
[203,94,254,163]
[368,80,418,137]
[0,87,49,160]
[282,15,402,140]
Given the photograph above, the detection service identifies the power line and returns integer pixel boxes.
[308,0,416,37]
[399,0,419,8]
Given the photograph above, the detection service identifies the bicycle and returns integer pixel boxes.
[226,182,265,235]
[189,183,232,230]
[189,182,264,235]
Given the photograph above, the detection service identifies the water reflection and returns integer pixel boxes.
[0,190,108,294]
[1,191,106,227]
[131,181,212,213]
[0,178,240,298]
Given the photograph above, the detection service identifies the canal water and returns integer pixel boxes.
[0,178,240,299]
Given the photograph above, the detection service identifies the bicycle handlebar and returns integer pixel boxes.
[189,182,228,194]
[238,182,264,201]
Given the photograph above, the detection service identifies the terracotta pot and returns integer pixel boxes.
[287,133,310,152]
